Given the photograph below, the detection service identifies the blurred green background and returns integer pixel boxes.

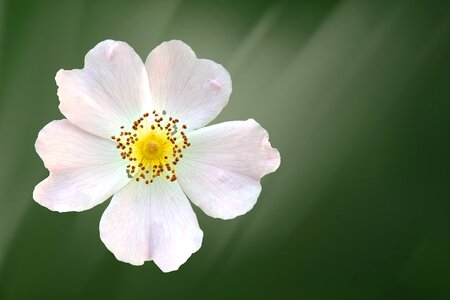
[0,0,449,299]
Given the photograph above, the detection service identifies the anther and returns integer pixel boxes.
[113,110,189,185]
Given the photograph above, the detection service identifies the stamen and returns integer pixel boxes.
[111,111,191,184]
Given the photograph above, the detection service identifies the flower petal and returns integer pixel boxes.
[177,119,280,219]
[56,40,152,139]
[33,119,130,212]
[145,40,231,130]
[99,179,203,272]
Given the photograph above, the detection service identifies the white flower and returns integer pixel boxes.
[33,40,280,272]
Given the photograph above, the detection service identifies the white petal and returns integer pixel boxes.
[177,119,280,219]
[57,40,152,139]
[33,120,130,212]
[145,40,231,130]
[99,179,203,272]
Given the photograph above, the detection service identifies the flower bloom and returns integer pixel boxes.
[34,40,280,272]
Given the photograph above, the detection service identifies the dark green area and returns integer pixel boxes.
[0,0,449,299]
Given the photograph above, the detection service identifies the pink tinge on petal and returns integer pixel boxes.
[209,79,222,91]
[145,40,232,130]
[177,119,280,220]
[260,126,281,176]
[262,137,281,174]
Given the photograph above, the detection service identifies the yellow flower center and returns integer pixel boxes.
[144,141,159,157]
[111,111,191,184]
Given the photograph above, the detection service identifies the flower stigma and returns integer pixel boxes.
[111,110,191,184]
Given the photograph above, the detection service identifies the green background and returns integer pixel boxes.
[0,0,449,299]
